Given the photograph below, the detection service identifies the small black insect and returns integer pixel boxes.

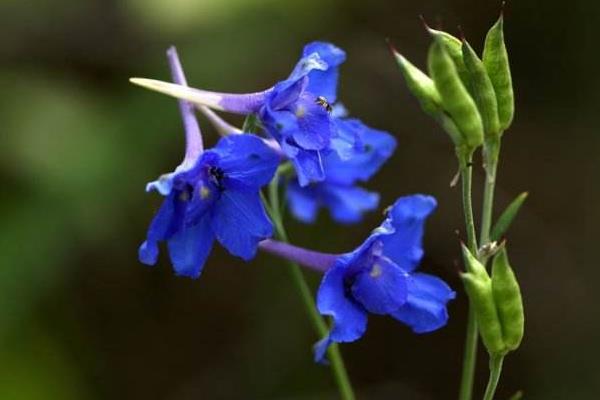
[315,96,333,113]
[208,166,226,190]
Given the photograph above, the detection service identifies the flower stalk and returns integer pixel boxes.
[265,174,355,400]
[483,355,504,400]
[458,150,479,400]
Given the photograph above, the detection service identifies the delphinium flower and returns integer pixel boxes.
[259,195,455,362]
[130,41,387,187]
[286,118,397,224]
[139,47,280,278]
[257,42,347,185]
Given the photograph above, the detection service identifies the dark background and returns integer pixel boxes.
[1,0,598,399]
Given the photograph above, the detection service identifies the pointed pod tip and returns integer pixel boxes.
[419,14,434,34]
[457,25,466,42]
[461,38,475,53]
[460,242,471,257]
[385,37,399,55]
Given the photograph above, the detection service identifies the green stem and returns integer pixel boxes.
[479,141,503,400]
[459,307,479,400]
[460,153,478,253]
[482,355,504,400]
[480,141,500,248]
[267,178,355,400]
[458,150,480,400]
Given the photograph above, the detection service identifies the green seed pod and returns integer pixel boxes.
[461,245,506,355]
[428,38,484,149]
[426,27,469,84]
[483,15,514,132]
[391,50,442,115]
[462,40,501,139]
[492,248,524,351]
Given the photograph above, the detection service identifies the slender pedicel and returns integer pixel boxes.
[166,47,203,162]
[259,239,338,273]
[129,78,272,114]
[195,105,286,158]
[197,105,243,135]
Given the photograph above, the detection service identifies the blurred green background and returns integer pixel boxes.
[1,0,598,399]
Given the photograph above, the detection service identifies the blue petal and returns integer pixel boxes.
[291,94,332,151]
[392,272,456,333]
[291,149,325,187]
[324,185,379,224]
[303,42,346,70]
[146,173,176,196]
[313,336,333,364]
[210,189,273,260]
[139,193,182,265]
[269,76,309,111]
[287,181,319,223]
[302,42,346,102]
[325,119,397,185]
[329,136,355,160]
[380,195,437,272]
[287,53,328,85]
[210,134,279,189]
[167,215,215,278]
[317,262,368,345]
[351,255,408,315]
[287,182,378,224]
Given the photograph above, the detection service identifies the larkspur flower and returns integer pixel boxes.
[258,42,347,186]
[287,118,397,224]
[259,195,455,362]
[130,42,368,186]
[139,47,279,278]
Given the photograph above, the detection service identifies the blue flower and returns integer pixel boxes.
[139,134,279,278]
[139,47,279,278]
[313,195,455,362]
[287,119,397,224]
[259,42,347,186]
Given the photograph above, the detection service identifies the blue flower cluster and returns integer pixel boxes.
[135,43,453,361]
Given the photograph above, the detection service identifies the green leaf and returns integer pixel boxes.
[242,113,261,133]
[490,192,528,241]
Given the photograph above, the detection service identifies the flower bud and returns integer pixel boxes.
[483,15,514,132]
[462,40,501,139]
[491,247,524,351]
[428,38,484,150]
[461,245,506,355]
